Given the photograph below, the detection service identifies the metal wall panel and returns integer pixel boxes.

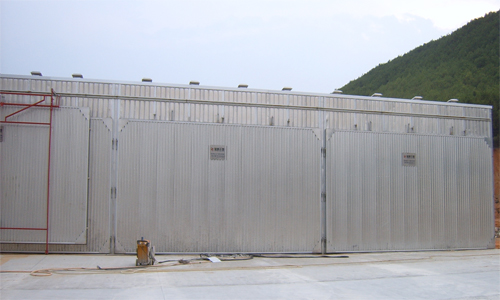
[0,124,49,242]
[155,86,187,100]
[224,90,253,103]
[120,84,156,97]
[115,122,321,253]
[1,107,90,244]
[0,118,112,253]
[1,77,31,93]
[324,111,490,137]
[326,131,494,251]
[1,75,493,136]
[47,107,90,244]
[80,118,112,252]
[58,97,114,119]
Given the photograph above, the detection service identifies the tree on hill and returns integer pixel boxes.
[341,11,499,147]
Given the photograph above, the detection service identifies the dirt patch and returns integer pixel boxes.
[0,254,29,265]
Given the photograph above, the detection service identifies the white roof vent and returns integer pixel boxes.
[31,71,42,76]
[412,96,423,100]
[72,73,83,78]
[447,98,459,102]
[371,93,383,97]
[331,89,343,94]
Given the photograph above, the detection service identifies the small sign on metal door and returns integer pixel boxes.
[402,153,416,166]
[210,145,226,160]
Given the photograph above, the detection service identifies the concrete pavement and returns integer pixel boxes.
[1,250,499,299]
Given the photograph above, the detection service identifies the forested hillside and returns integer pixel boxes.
[341,11,499,147]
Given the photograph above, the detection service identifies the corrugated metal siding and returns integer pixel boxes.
[58,97,114,119]
[0,118,112,253]
[326,131,494,251]
[1,123,49,242]
[26,79,117,95]
[1,107,89,244]
[1,77,31,92]
[48,107,90,244]
[1,75,492,136]
[324,111,488,137]
[1,75,494,254]
[116,100,322,128]
[115,122,321,253]
[80,118,112,252]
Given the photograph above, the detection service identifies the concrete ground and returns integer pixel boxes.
[1,250,499,300]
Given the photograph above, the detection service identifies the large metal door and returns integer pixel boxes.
[326,131,494,252]
[115,121,322,253]
[0,107,90,244]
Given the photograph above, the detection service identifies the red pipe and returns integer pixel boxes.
[0,121,50,126]
[4,98,46,121]
[0,227,47,230]
[0,102,57,108]
[45,93,55,254]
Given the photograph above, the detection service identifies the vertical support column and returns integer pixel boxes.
[321,129,327,254]
[319,97,327,254]
[109,85,120,254]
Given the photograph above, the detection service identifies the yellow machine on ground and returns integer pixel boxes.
[136,238,156,266]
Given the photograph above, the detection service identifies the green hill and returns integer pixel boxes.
[341,11,499,147]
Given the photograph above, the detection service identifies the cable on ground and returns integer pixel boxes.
[1,253,349,276]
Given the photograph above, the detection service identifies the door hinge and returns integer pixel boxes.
[112,138,119,150]
[321,192,326,202]
[321,147,326,157]
[111,187,117,199]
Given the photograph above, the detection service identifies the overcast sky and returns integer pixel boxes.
[1,0,499,93]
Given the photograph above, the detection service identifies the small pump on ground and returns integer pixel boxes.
[136,237,156,266]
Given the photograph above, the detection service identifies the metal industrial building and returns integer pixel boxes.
[0,73,495,254]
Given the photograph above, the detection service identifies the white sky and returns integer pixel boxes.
[1,0,499,93]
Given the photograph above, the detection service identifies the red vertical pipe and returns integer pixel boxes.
[45,93,55,254]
